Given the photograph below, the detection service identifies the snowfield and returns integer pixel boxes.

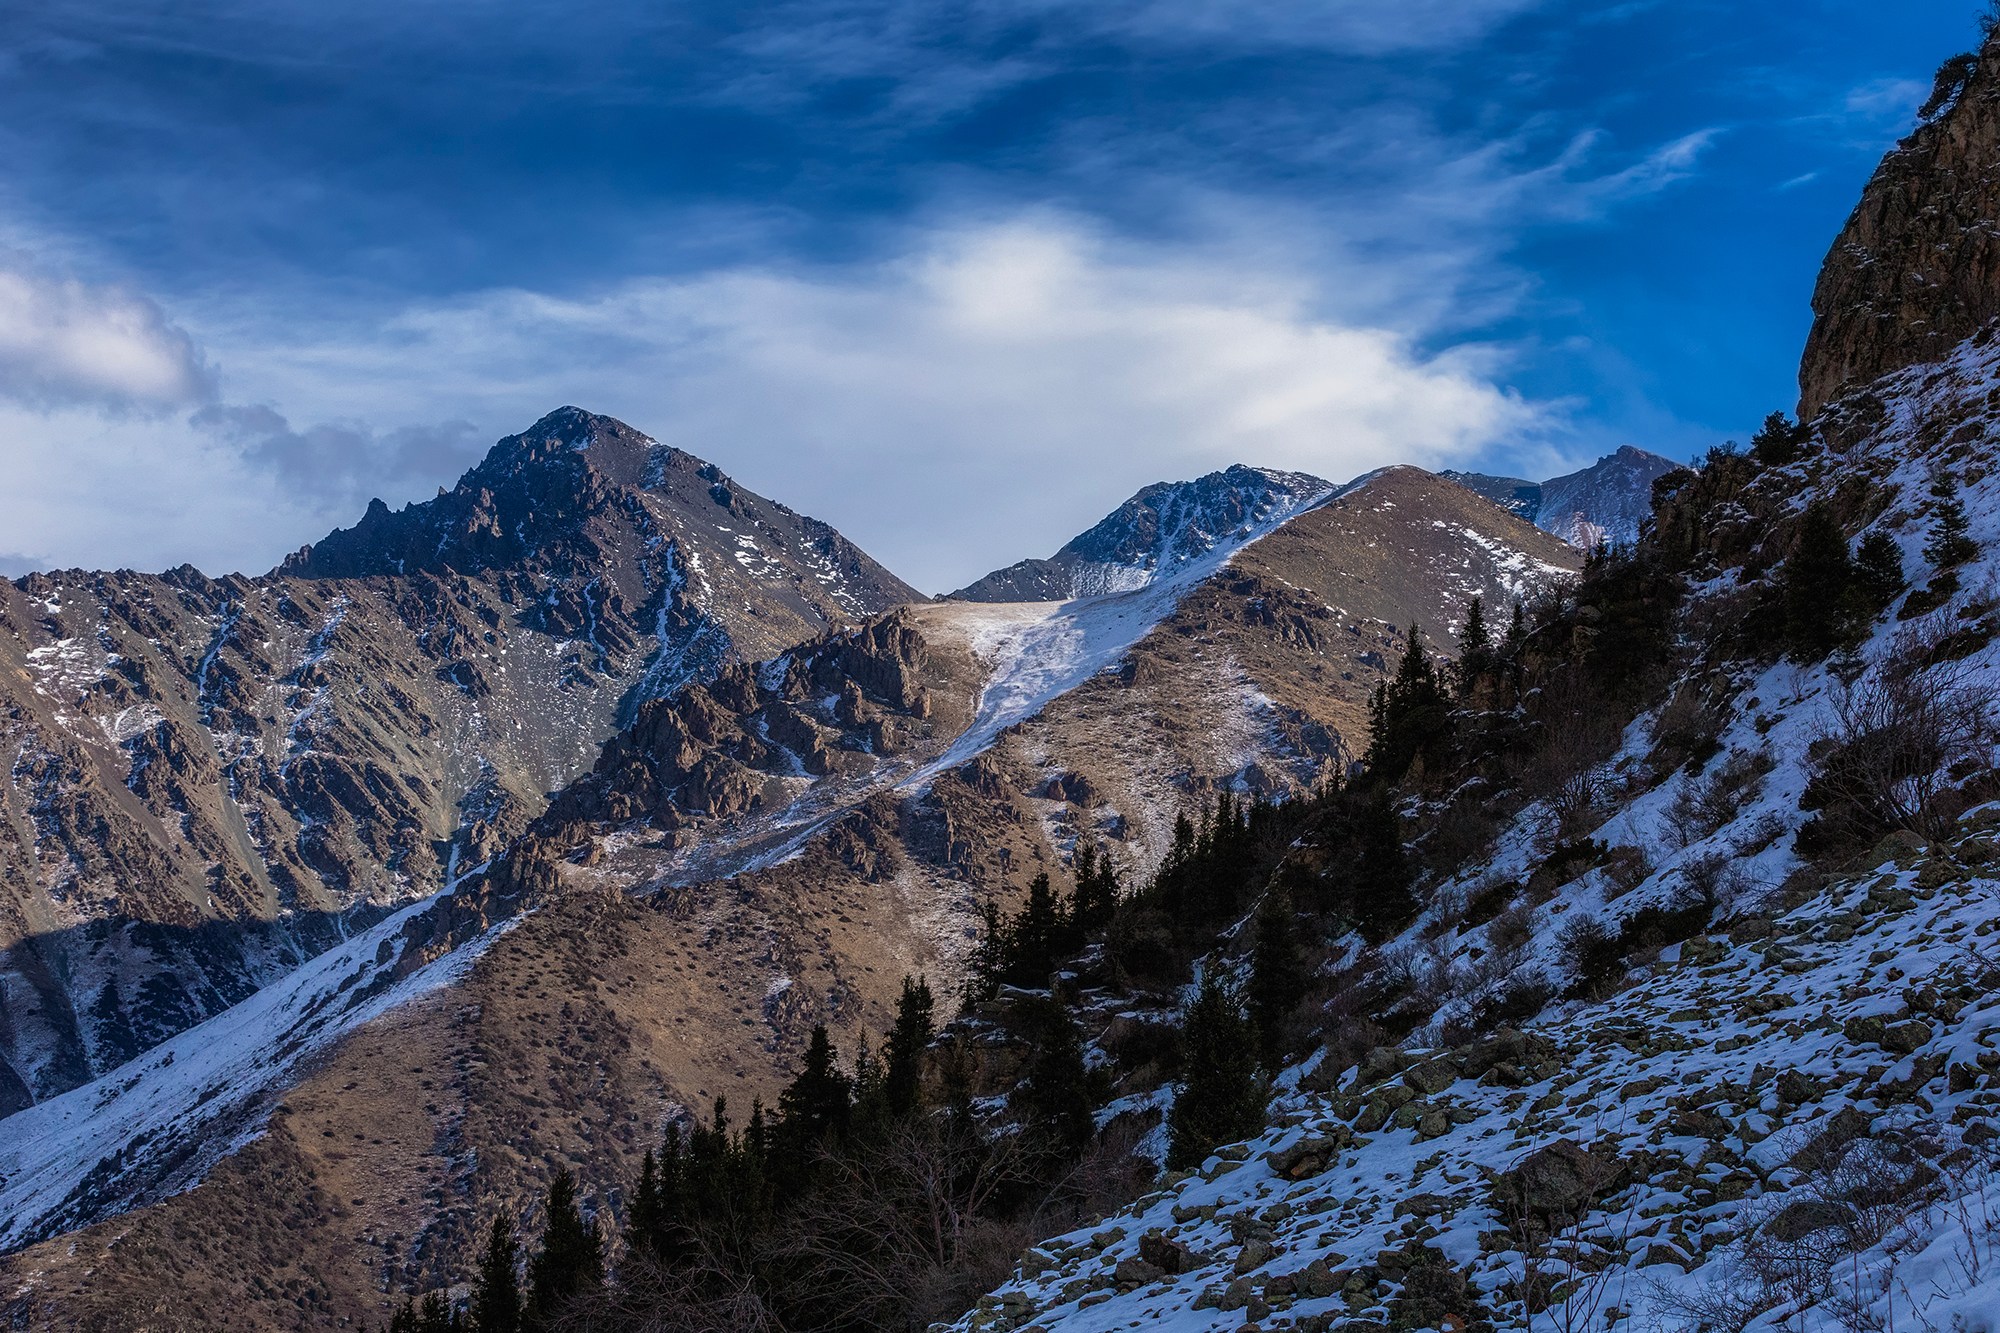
[0,893,521,1253]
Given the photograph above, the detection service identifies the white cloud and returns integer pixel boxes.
[0,259,212,411]
[213,216,1560,591]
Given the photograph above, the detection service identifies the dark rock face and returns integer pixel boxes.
[1798,43,2000,421]
[0,408,918,1110]
[1439,471,1540,521]
[1535,446,1689,550]
[949,464,1330,602]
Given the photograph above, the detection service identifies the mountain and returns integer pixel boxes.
[0,463,1580,1323]
[21,31,2000,1329]
[1444,446,1688,550]
[946,465,1332,601]
[1535,444,1686,548]
[0,408,917,1115]
[1436,469,1540,521]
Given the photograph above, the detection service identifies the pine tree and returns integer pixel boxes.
[1363,626,1453,785]
[521,1170,602,1333]
[1165,972,1266,1170]
[1925,473,1979,569]
[1351,792,1417,944]
[776,1025,851,1152]
[470,1212,520,1333]
[1504,599,1528,658]
[1783,503,1859,660]
[1014,996,1094,1151]
[1071,843,1119,933]
[1246,886,1308,1061]
[883,976,935,1118]
[1750,410,1805,467]
[1855,531,1906,611]
[417,1292,456,1333]
[1455,596,1491,691]
[961,900,1007,1007]
[1006,873,1069,986]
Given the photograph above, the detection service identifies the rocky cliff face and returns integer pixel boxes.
[1536,445,1688,549]
[1797,41,2000,421]
[0,408,918,1114]
[948,465,1331,601]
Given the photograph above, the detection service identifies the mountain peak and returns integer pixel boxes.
[949,463,1332,601]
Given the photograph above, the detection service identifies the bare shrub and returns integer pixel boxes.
[1655,1114,1964,1333]
[755,1118,1047,1332]
[1664,748,1774,849]
[565,1242,784,1333]
[1649,683,1727,774]
[1522,667,1625,839]
[1808,628,2000,840]
[1486,902,1538,963]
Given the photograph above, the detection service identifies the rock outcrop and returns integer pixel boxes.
[1798,41,2000,420]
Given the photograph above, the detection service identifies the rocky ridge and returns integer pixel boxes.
[948,466,1335,602]
[0,408,917,1114]
[0,466,1583,1325]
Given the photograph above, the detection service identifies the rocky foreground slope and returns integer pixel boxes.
[0,407,917,1114]
[948,195,2000,1333]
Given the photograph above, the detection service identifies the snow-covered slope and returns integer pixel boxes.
[946,309,2000,1333]
[0,885,520,1252]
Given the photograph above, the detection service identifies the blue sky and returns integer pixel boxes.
[0,0,1981,590]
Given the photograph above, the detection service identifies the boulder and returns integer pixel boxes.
[1491,1138,1631,1220]
[1765,1200,1856,1243]
[1776,1070,1824,1104]
[1844,1014,1889,1047]
[1114,1257,1166,1286]
[1268,1134,1347,1180]
[1299,1258,1338,1299]
[1234,1239,1275,1275]
[1404,1057,1460,1095]
[1139,1232,1193,1275]
[1882,1020,1934,1055]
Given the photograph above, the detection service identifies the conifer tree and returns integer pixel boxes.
[1165,972,1265,1170]
[850,1033,890,1136]
[776,1025,851,1149]
[1006,873,1069,985]
[1455,596,1491,690]
[470,1212,521,1333]
[1071,843,1119,932]
[521,1170,602,1333]
[1783,503,1859,660]
[1855,531,1906,611]
[882,976,934,1118]
[417,1292,456,1333]
[1750,410,1805,467]
[1926,473,1979,569]
[1014,996,1094,1151]
[1363,626,1453,785]
[1246,886,1308,1060]
[1504,599,1528,658]
[1351,791,1417,944]
[961,900,1007,1007]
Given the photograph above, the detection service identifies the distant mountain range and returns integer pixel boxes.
[1443,443,1687,548]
